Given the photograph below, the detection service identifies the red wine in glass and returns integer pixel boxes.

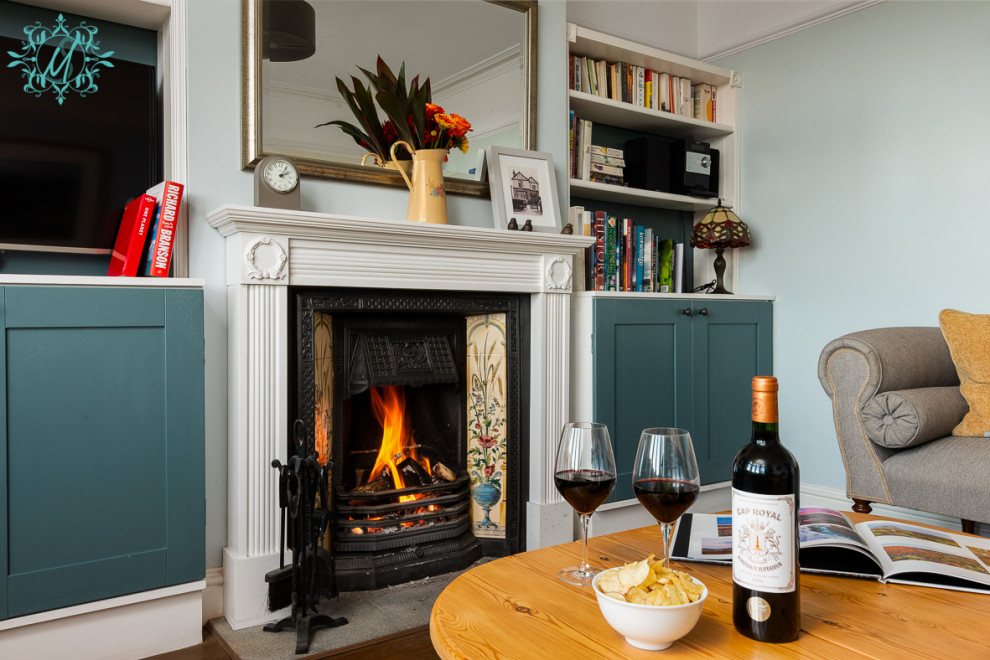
[634,478,700,523]
[554,422,617,585]
[555,470,616,515]
[632,428,701,567]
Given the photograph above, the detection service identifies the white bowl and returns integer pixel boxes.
[592,567,707,651]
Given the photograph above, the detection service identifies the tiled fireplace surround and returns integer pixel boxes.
[207,205,592,629]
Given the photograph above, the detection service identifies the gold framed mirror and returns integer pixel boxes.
[242,0,537,197]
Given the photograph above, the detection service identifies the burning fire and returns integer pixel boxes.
[368,385,432,494]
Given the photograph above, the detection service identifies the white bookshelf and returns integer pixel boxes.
[566,22,740,214]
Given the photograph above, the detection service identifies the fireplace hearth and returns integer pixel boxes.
[293,288,527,590]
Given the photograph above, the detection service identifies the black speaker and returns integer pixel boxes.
[624,136,672,193]
[624,136,719,198]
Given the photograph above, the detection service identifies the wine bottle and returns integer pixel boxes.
[731,376,801,643]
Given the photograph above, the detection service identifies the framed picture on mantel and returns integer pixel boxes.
[487,146,562,232]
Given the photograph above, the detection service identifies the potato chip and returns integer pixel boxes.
[596,557,704,607]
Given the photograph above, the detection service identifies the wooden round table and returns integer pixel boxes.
[430,515,990,658]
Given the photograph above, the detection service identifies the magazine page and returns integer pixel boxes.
[797,508,883,578]
[671,513,732,564]
[671,509,882,578]
[798,507,872,552]
[854,520,990,592]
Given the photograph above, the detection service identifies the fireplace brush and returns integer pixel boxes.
[264,457,295,612]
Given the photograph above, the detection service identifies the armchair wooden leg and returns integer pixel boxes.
[851,499,873,514]
[962,519,977,535]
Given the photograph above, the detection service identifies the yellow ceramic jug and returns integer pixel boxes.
[390,140,448,224]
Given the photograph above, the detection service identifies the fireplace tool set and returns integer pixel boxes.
[264,419,347,654]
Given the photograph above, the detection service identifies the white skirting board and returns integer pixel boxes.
[0,581,205,660]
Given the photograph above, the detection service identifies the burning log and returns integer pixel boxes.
[431,462,457,483]
[353,470,395,493]
[396,455,431,487]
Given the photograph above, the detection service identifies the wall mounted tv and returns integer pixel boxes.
[0,1,161,255]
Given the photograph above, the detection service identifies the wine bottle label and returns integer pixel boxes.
[731,488,796,593]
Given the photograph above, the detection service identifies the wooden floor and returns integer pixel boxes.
[145,624,439,660]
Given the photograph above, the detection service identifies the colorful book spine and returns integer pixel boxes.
[141,180,184,277]
[635,225,645,292]
[594,211,606,291]
[605,216,618,291]
[659,239,674,292]
[107,194,157,277]
[643,227,653,292]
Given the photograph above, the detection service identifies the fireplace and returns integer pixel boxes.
[293,289,526,589]
[207,205,589,629]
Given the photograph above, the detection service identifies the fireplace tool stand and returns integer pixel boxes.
[264,420,347,654]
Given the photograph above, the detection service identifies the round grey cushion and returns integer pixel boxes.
[861,387,969,449]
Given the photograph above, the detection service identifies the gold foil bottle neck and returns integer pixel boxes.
[752,376,779,423]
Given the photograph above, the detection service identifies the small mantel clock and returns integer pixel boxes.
[254,154,301,210]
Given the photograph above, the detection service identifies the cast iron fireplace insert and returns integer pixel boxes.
[291,288,529,590]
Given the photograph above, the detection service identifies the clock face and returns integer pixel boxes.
[263,159,298,193]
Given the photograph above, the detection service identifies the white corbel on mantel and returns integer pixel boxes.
[206,204,593,629]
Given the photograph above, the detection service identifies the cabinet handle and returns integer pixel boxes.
[698,308,709,316]
[681,308,692,317]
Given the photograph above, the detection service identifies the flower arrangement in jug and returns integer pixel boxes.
[318,57,471,166]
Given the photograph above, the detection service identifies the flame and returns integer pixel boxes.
[367,386,432,488]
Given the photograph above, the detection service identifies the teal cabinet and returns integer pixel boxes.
[590,297,772,500]
[0,285,204,619]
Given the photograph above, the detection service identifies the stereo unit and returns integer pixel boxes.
[624,137,719,198]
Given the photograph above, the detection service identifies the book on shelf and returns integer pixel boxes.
[589,162,623,177]
[659,72,672,113]
[636,225,650,291]
[590,153,626,167]
[590,144,623,158]
[593,211,606,291]
[658,239,674,292]
[677,77,694,117]
[107,193,157,277]
[672,509,990,595]
[642,227,653,292]
[140,180,184,277]
[605,216,618,291]
[589,173,625,186]
[673,243,685,293]
[693,83,716,122]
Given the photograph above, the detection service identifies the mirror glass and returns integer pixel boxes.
[243,0,536,196]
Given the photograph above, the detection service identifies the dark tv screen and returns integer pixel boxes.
[0,3,160,254]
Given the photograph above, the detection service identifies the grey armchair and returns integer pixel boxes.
[818,327,989,533]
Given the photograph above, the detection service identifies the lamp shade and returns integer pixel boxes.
[263,0,316,62]
[690,202,751,249]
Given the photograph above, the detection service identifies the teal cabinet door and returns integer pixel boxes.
[593,299,694,501]
[690,300,773,483]
[0,286,204,619]
[591,298,772,495]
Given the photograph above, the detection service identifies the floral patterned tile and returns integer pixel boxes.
[466,314,508,538]
[314,312,333,466]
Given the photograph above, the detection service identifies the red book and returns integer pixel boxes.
[141,181,184,277]
[107,194,156,277]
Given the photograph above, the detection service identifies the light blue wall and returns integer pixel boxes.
[715,1,990,489]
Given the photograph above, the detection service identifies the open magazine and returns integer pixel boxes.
[671,508,990,595]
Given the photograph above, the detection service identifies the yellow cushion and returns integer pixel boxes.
[939,309,990,437]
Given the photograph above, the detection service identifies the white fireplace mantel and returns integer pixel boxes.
[207,204,592,629]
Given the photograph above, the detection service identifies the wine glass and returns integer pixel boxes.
[554,422,617,585]
[632,428,700,568]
